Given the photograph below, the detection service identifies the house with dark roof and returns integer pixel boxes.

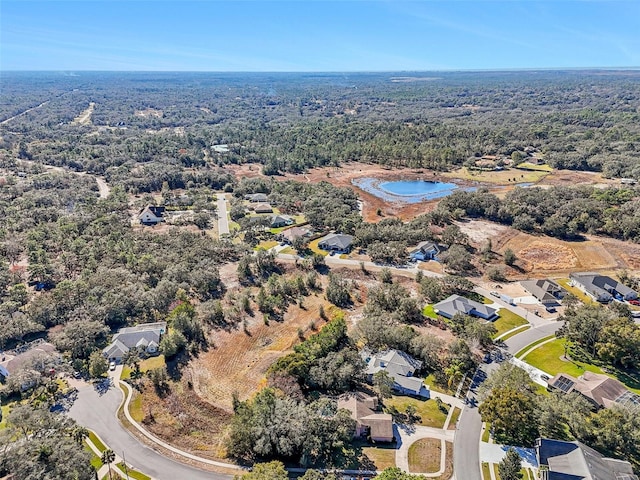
[409,241,440,262]
[337,392,394,443]
[278,226,312,245]
[363,349,429,398]
[0,342,57,380]
[138,205,165,225]
[270,214,294,228]
[318,233,354,254]
[536,438,637,480]
[547,371,640,411]
[244,193,269,203]
[103,322,166,363]
[433,294,498,321]
[569,272,638,302]
[520,279,567,307]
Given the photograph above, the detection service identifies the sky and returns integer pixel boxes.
[1,1,640,71]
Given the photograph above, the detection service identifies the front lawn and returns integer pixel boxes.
[523,338,640,394]
[88,431,107,453]
[423,304,438,319]
[117,463,151,480]
[492,309,528,338]
[308,238,328,256]
[361,445,397,470]
[0,404,11,430]
[384,395,448,429]
[254,240,278,250]
[139,355,166,373]
[408,438,441,473]
[447,407,461,430]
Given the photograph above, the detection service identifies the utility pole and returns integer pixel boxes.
[121,451,130,480]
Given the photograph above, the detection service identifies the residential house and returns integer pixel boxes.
[278,226,312,245]
[620,178,637,185]
[520,279,567,307]
[244,193,269,203]
[0,342,57,380]
[433,294,498,321]
[317,233,354,253]
[569,272,638,302]
[337,392,394,443]
[409,241,440,262]
[138,205,165,225]
[363,349,430,398]
[270,214,294,228]
[252,203,273,214]
[547,371,640,411]
[536,438,637,480]
[103,322,166,363]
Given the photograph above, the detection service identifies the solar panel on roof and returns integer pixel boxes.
[553,376,575,393]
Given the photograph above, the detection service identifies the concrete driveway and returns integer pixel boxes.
[68,377,231,480]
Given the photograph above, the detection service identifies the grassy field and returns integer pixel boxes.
[88,431,107,453]
[408,438,441,473]
[443,167,549,184]
[481,462,491,480]
[361,445,397,470]
[423,374,454,395]
[117,462,152,480]
[84,444,103,470]
[308,238,328,256]
[280,246,296,255]
[493,463,501,480]
[492,309,528,338]
[423,304,438,319]
[255,240,278,250]
[448,407,461,430]
[516,162,553,172]
[0,404,11,430]
[523,338,640,394]
[481,423,491,443]
[384,395,448,429]
[139,355,166,372]
[556,278,596,304]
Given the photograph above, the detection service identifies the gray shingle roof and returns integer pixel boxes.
[520,279,566,305]
[318,233,353,251]
[433,294,497,319]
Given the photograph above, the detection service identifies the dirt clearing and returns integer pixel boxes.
[72,102,95,125]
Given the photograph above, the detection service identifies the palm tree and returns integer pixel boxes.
[445,362,464,389]
[101,449,116,480]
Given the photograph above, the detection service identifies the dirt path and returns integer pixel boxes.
[95,176,110,198]
[0,100,51,125]
[72,102,95,125]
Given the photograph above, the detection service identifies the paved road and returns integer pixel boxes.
[68,379,230,480]
[217,193,230,236]
[453,319,562,480]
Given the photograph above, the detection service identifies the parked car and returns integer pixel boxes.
[490,291,500,298]
[109,361,116,371]
[541,374,550,381]
[628,299,640,306]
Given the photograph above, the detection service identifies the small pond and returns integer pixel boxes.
[353,178,461,203]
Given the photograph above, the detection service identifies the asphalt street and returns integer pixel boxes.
[68,379,231,480]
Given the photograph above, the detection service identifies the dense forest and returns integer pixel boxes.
[2,70,640,183]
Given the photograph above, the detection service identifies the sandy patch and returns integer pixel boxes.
[517,241,578,272]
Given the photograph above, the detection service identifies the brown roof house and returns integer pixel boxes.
[279,226,312,244]
[252,203,274,214]
[337,392,394,443]
[548,371,640,411]
[537,437,637,480]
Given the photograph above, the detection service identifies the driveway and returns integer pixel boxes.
[479,443,537,468]
[68,377,231,480]
[395,424,454,474]
[217,193,230,236]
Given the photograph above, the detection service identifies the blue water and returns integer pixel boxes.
[380,180,459,197]
[353,178,461,203]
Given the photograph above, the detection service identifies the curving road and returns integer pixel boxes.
[68,378,231,480]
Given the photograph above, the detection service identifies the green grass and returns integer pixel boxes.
[361,446,397,470]
[308,238,328,256]
[498,325,531,342]
[84,444,103,470]
[523,338,640,394]
[117,463,151,480]
[493,463,501,480]
[254,240,278,250]
[0,404,11,430]
[443,167,549,184]
[280,246,295,255]
[423,374,454,395]
[88,431,107,453]
[516,162,553,172]
[481,462,492,480]
[139,355,166,372]
[481,423,491,443]
[423,304,438,319]
[556,278,595,305]
[492,309,528,338]
[447,407,461,430]
[384,395,448,429]
[128,390,145,423]
[514,335,556,359]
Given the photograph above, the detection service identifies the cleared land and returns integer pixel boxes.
[442,166,549,184]
[72,102,95,125]
[408,438,441,473]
